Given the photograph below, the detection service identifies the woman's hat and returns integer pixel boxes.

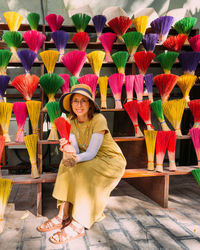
[59,84,100,113]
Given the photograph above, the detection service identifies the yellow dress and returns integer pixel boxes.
[52,113,126,228]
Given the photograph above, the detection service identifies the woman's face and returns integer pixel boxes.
[71,94,90,119]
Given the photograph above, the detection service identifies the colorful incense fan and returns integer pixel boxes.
[78,74,98,100]
[4,12,23,31]
[163,34,187,52]
[167,131,177,171]
[71,13,91,32]
[40,50,59,73]
[17,50,37,75]
[188,99,200,128]
[144,74,154,102]
[178,52,200,75]
[144,130,157,170]
[0,102,13,142]
[133,16,149,35]
[0,75,10,102]
[87,51,105,76]
[134,51,156,75]
[111,51,129,75]
[98,76,108,109]
[134,74,144,102]
[45,14,64,32]
[156,51,179,74]
[92,15,107,42]
[174,17,197,36]
[189,128,200,167]
[125,75,135,102]
[51,30,69,61]
[188,35,200,52]
[138,100,154,130]
[142,33,158,52]
[72,32,90,51]
[27,12,40,30]
[99,32,117,62]
[0,50,12,75]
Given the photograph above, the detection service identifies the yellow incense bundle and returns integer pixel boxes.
[133,16,149,35]
[162,98,186,136]
[87,51,105,76]
[144,130,157,171]
[0,103,13,142]
[3,12,23,31]
[98,76,108,109]
[0,178,12,234]
[40,50,59,73]
[26,101,41,137]
[24,134,39,179]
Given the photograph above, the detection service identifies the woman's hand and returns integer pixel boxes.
[62,152,78,168]
[59,138,76,153]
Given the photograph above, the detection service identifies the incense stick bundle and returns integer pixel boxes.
[144,130,157,170]
[87,51,105,76]
[151,100,170,131]
[0,178,12,234]
[144,74,153,103]
[134,51,156,75]
[174,17,197,37]
[99,32,117,62]
[108,73,124,109]
[163,34,187,52]
[78,74,98,100]
[26,100,42,136]
[133,16,149,35]
[72,32,90,51]
[92,15,107,42]
[71,13,91,32]
[189,128,200,167]
[156,51,179,74]
[0,50,12,75]
[0,103,13,142]
[188,100,200,128]
[24,134,39,178]
[45,14,64,32]
[98,76,108,109]
[4,11,23,31]
[178,52,200,75]
[142,33,159,52]
[134,74,144,101]
[111,51,129,75]
[51,30,69,61]
[167,131,177,171]
[69,76,79,88]
[0,75,10,102]
[0,136,5,178]
[188,34,200,52]
[59,74,70,94]
[17,50,37,75]
[13,102,28,143]
[138,100,154,130]
[125,75,135,102]
[46,101,62,140]
[27,12,40,30]
[162,98,186,136]
[124,100,143,137]
[40,50,59,73]
[155,131,171,172]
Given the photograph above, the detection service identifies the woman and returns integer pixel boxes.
[37,84,126,244]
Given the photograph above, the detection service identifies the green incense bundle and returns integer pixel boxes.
[0,50,12,75]
[71,13,91,32]
[192,169,200,185]
[174,17,197,36]
[2,31,22,61]
[150,100,170,131]
[39,73,64,110]
[122,31,143,62]
[69,76,79,88]
[111,51,129,75]
[46,101,62,141]
[27,12,40,30]
[156,51,179,74]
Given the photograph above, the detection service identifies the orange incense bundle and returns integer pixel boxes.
[134,51,156,75]
[137,100,154,130]
[153,74,179,102]
[167,131,177,171]
[188,100,200,128]
[124,100,143,137]
[163,34,187,52]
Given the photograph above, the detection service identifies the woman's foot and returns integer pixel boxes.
[49,220,85,244]
[37,215,70,232]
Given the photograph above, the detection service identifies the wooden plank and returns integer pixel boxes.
[37,183,42,216]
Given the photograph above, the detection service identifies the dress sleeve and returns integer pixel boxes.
[92,114,109,134]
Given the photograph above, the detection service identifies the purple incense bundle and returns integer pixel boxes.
[125,75,135,102]
[134,74,144,102]
[150,16,174,44]
[17,50,37,75]
[59,74,70,94]
[92,15,107,42]
[51,30,69,61]
[144,73,154,102]
[178,52,200,74]
[142,33,159,52]
[0,75,10,102]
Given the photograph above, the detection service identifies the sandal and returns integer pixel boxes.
[37,216,70,232]
[49,221,85,244]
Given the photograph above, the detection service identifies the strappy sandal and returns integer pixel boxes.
[49,222,85,244]
[37,216,70,232]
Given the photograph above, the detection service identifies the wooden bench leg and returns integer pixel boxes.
[37,183,42,216]
[126,175,169,208]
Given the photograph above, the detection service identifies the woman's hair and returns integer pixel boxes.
[69,94,96,120]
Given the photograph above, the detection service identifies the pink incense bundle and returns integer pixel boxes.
[163,34,187,52]
[134,74,144,102]
[167,131,177,171]
[13,102,28,143]
[11,74,39,100]
[61,50,86,78]
[134,51,156,75]
[59,74,70,94]
[188,34,200,52]
[72,32,90,51]
[188,99,200,128]
[189,127,200,167]
[45,14,64,32]
[153,74,179,102]
[138,100,154,130]
[0,135,5,177]
[108,16,132,42]
[156,131,171,172]
[99,32,117,62]
[124,100,143,137]
[125,75,135,102]
[108,73,124,109]
[78,74,98,100]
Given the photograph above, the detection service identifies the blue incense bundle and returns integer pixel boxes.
[178,52,200,75]
[144,73,154,102]
[0,75,10,102]
[92,15,107,42]
[150,16,174,44]
[51,30,69,61]
[17,50,37,75]
[142,33,159,52]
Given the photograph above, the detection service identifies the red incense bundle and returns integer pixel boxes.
[190,128,200,167]
[155,131,171,172]
[13,102,28,143]
[163,34,187,52]
[78,74,98,100]
[134,74,144,102]
[138,100,154,130]
[72,32,90,51]
[99,32,117,62]
[45,14,64,32]
[124,100,143,137]
[134,51,156,75]
[59,74,70,94]
[153,74,179,102]
[188,34,200,52]
[167,131,176,171]
[188,100,200,128]
[125,75,135,102]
